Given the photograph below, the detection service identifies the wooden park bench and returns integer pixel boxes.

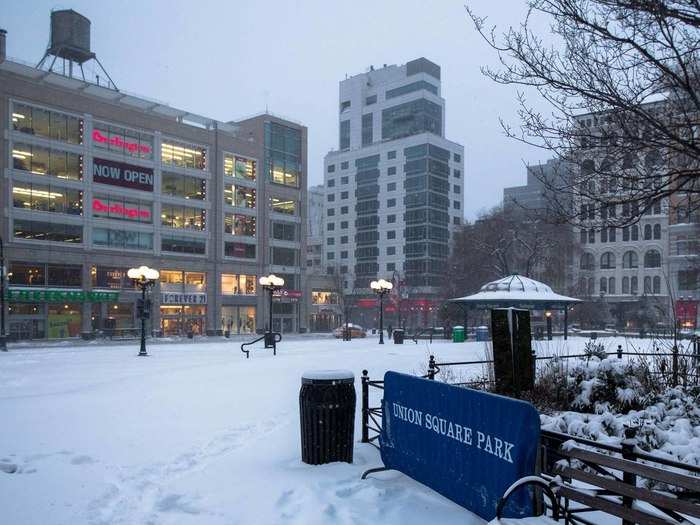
[550,443,700,525]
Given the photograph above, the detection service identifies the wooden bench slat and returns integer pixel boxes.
[561,446,700,493]
[557,465,700,519]
[558,486,676,525]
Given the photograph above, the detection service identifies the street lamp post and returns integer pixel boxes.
[0,236,6,352]
[370,278,393,344]
[259,274,285,345]
[127,265,159,357]
[545,310,553,341]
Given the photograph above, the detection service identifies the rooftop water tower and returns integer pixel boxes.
[36,9,118,90]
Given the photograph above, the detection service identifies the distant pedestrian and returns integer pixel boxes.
[387,324,393,339]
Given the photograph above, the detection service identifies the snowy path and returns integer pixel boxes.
[0,335,662,524]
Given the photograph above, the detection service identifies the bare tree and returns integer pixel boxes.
[441,205,573,301]
[467,0,700,226]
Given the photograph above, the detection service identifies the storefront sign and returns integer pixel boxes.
[272,289,303,299]
[7,288,119,303]
[161,293,207,305]
[380,371,540,521]
[93,157,154,192]
[92,198,151,220]
[92,130,152,155]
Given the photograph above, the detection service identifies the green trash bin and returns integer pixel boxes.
[452,325,465,343]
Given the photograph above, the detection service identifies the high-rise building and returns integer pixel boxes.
[503,158,572,219]
[0,12,308,340]
[322,58,464,325]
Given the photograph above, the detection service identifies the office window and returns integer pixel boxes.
[386,81,438,99]
[93,227,152,250]
[362,113,373,146]
[387,263,396,271]
[162,172,207,200]
[387,231,396,239]
[225,242,256,259]
[454,153,461,162]
[12,142,83,180]
[270,197,297,215]
[162,139,206,170]
[265,122,301,188]
[341,176,349,185]
[328,179,335,188]
[341,161,349,170]
[454,201,461,209]
[327,237,335,246]
[224,214,256,236]
[92,121,153,159]
[92,194,151,223]
[388,166,397,175]
[327,223,335,231]
[388,214,396,223]
[327,208,335,217]
[382,99,442,140]
[340,221,348,229]
[341,191,349,199]
[387,182,396,191]
[272,247,298,265]
[224,184,256,209]
[328,164,336,173]
[327,194,335,202]
[340,235,348,244]
[340,120,350,150]
[272,222,297,242]
[387,246,396,255]
[161,235,205,255]
[340,206,348,214]
[454,169,461,178]
[221,274,256,295]
[162,205,206,231]
[366,95,377,105]
[14,219,82,244]
[12,102,83,145]
[340,100,351,112]
[13,182,83,216]
[387,198,396,207]
[340,250,348,259]
[454,185,461,193]
[224,154,256,181]
[388,151,397,160]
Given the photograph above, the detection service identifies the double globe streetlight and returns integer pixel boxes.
[128,265,159,357]
[370,278,393,344]
[259,274,285,346]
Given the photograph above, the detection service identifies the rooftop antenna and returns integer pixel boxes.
[36,9,118,90]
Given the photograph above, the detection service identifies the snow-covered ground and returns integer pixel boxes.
[0,335,690,525]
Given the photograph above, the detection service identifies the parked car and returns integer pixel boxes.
[333,324,367,338]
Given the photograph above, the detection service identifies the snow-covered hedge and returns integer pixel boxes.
[538,355,700,468]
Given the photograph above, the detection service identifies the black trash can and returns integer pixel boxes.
[299,370,355,465]
[393,329,405,344]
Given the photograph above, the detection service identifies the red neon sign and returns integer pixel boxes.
[92,130,152,154]
[92,198,150,219]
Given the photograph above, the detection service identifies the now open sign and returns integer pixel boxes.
[380,372,540,521]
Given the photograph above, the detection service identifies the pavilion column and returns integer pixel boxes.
[564,307,568,340]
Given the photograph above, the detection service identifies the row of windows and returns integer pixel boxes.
[12,183,83,216]
[13,143,83,180]
[580,250,661,270]
[579,200,662,221]
[579,224,662,244]
[161,205,206,231]
[12,103,83,145]
[579,276,663,296]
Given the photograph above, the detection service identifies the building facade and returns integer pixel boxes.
[322,58,464,328]
[572,113,673,330]
[0,27,307,340]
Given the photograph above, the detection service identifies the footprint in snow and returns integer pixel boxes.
[71,455,96,465]
[155,493,201,515]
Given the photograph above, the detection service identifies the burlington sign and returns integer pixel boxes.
[93,157,154,192]
[380,372,540,521]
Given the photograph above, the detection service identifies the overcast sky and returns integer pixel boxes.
[3,0,553,220]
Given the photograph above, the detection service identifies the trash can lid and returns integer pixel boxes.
[302,369,355,384]
[453,325,464,329]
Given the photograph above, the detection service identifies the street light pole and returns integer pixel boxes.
[0,236,6,352]
[370,278,393,345]
[259,274,285,346]
[128,265,159,357]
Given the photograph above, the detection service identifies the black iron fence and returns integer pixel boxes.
[360,346,700,477]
